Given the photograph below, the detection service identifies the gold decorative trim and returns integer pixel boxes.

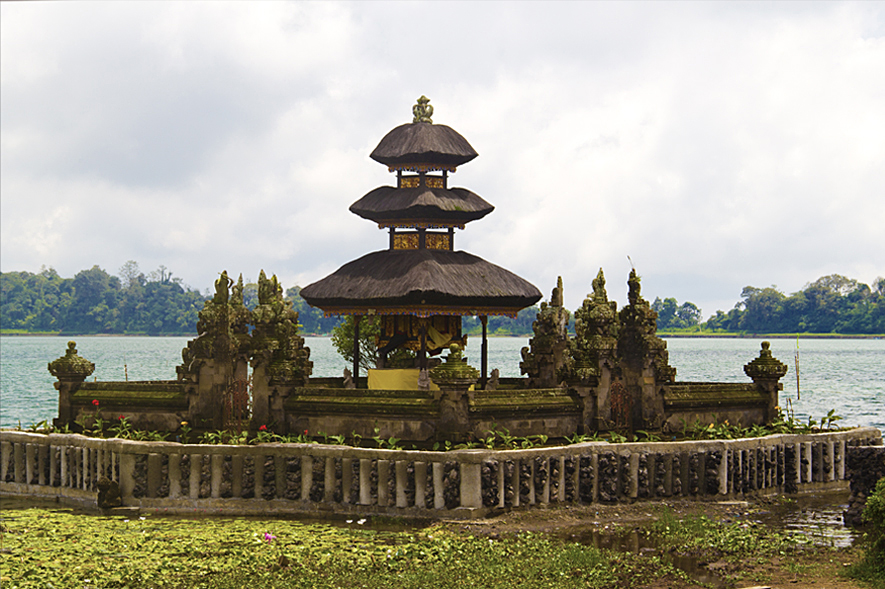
[320,305,523,318]
[377,221,464,230]
[387,164,457,173]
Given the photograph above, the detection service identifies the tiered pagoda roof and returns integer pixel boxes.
[300,96,540,318]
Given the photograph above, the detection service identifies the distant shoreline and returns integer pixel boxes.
[2,331,882,340]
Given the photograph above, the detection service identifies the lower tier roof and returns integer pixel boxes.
[299,249,541,317]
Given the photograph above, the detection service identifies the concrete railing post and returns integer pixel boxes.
[377,460,390,506]
[395,461,408,508]
[460,461,482,509]
[168,454,181,498]
[433,462,445,509]
[359,459,372,505]
[415,461,427,508]
[119,453,136,499]
[211,454,224,498]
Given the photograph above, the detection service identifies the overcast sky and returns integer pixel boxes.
[2,1,883,318]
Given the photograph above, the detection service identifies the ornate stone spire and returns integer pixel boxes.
[48,341,95,379]
[744,341,788,380]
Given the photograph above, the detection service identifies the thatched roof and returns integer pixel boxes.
[370,123,478,169]
[350,186,494,225]
[300,249,541,316]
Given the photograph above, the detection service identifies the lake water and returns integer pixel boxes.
[1,336,882,431]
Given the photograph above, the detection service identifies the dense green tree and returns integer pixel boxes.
[702,274,885,334]
[285,286,344,334]
[651,298,702,330]
[64,266,121,333]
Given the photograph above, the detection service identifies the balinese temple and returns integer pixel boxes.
[300,97,541,388]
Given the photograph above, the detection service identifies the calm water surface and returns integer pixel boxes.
[1,336,882,431]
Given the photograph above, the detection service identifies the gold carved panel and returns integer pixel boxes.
[425,233,450,250]
[393,233,419,249]
[424,176,444,189]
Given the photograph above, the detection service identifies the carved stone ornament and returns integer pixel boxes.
[412,95,433,124]
[429,343,479,383]
[48,341,95,379]
[559,269,618,383]
[251,270,313,385]
[521,276,570,386]
[744,341,788,380]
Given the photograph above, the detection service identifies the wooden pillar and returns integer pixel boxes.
[418,228,426,249]
[389,227,395,250]
[481,315,488,390]
[419,320,427,370]
[353,315,361,384]
[448,227,454,251]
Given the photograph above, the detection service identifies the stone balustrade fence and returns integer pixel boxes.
[2,427,881,517]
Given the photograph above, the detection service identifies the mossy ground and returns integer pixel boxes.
[0,499,880,589]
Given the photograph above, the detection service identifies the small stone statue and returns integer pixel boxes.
[417,368,431,391]
[412,95,433,124]
[343,367,355,389]
[97,476,122,508]
[487,368,500,391]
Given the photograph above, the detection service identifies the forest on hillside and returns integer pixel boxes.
[1,264,883,336]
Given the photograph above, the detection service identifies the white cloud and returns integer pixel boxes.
[1,1,883,319]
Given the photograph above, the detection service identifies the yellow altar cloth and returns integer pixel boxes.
[368,368,440,391]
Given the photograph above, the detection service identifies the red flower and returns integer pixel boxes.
[304,430,309,435]
[92,399,99,407]
[259,425,267,431]
[119,415,125,420]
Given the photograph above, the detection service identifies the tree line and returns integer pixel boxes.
[2,265,882,335]
[702,274,885,334]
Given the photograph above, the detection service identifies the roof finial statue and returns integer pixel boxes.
[412,95,433,123]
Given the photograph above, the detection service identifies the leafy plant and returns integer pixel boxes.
[25,419,51,434]
[565,432,601,444]
[820,408,843,430]
[372,426,403,450]
[179,420,192,444]
[109,416,133,439]
[851,476,885,582]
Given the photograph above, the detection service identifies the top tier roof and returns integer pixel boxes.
[369,96,478,171]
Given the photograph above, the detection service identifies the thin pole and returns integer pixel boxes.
[419,320,427,370]
[481,315,488,390]
[353,315,361,386]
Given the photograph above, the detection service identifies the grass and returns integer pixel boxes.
[0,508,686,589]
[4,503,881,589]
[649,508,803,558]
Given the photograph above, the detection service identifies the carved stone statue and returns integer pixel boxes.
[520,277,571,387]
[618,269,676,383]
[559,269,618,383]
[412,95,433,124]
[250,270,313,386]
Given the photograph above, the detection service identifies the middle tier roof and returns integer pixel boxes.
[350,185,494,227]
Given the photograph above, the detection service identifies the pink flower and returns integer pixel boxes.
[263,532,276,542]
[259,425,267,431]
[92,399,99,407]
